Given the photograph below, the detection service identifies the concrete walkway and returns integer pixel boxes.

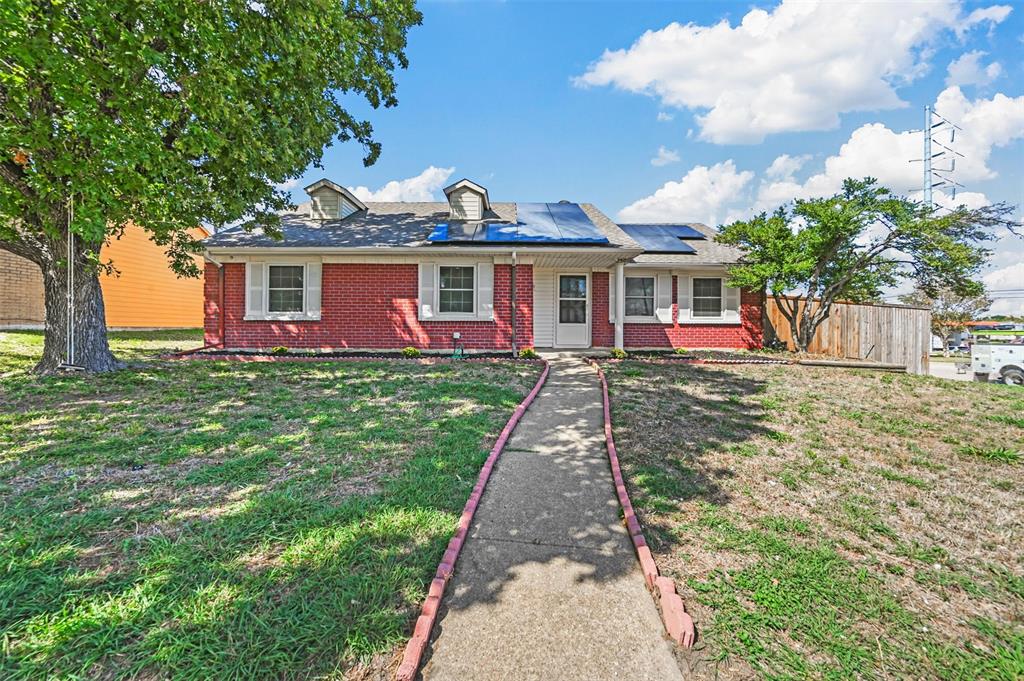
[422,356,682,681]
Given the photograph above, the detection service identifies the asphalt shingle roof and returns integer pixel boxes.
[627,223,745,265]
[202,202,741,264]
[204,201,640,250]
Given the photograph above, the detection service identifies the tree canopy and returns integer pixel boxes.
[718,178,1015,351]
[899,286,992,353]
[0,0,421,371]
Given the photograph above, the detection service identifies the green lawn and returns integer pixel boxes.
[601,360,1023,680]
[0,331,539,679]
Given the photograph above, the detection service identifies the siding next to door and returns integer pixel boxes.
[532,268,555,347]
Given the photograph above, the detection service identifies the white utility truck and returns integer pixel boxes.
[971,344,1024,385]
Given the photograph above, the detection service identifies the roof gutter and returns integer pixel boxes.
[204,245,643,256]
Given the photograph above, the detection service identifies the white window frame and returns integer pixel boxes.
[676,273,741,325]
[266,263,306,316]
[246,260,321,321]
[691,276,724,320]
[435,263,479,321]
[623,275,657,322]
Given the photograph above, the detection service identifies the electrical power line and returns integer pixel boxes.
[910,105,965,206]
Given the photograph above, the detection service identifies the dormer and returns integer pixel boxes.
[443,179,490,221]
[304,178,367,220]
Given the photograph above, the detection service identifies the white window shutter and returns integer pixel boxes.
[608,272,617,323]
[418,262,436,320]
[725,285,741,322]
[477,262,494,320]
[246,262,264,319]
[677,275,691,322]
[656,273,673,323]
[305,262,322,319]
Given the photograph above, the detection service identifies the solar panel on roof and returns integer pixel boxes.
[619,224,701,253]
[546,202,607,241]
[619,224,706,240]
[426,202,609,244]
[514,203,563,242]
[484,223,519,241]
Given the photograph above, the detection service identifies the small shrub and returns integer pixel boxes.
[674,347,689,355]
[988,413,1024,428]
[958,445,1020,465]
[270,346,289,356]
[401,346,421,358]
[518,347,538,359]
[610,348,628,359]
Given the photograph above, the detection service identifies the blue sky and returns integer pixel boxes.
[283,0,1024,313]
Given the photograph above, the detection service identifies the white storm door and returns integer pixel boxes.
[555,273,590,348]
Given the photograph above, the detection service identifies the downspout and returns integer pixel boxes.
[510,250,517,355]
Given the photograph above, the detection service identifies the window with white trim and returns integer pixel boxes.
[268,265,304,313]
[624,276,655,317]
[692,277,723,318]
[439,266,474,314]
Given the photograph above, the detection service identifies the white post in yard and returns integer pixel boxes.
[614,261,625,349]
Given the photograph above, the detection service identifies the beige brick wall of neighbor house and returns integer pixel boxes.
[0,250,45,327]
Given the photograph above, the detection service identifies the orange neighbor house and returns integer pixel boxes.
[0,224,209,329]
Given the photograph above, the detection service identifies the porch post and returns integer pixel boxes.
[614,261,625,349]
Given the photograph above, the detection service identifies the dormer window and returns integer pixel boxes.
[443,179,490,221]
[303,178,367,220]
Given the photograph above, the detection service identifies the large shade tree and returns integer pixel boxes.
[718,178,1016,352]
[0,0,421,372]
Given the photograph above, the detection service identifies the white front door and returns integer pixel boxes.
[555,273,590,348]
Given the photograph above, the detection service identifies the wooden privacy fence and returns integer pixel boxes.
[765,297,931,374]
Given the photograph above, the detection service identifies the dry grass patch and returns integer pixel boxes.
[602,360,1023,680]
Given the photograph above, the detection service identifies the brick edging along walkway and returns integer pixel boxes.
[589,359,696,648]
[394,360,551,681]
[162,350,545,366]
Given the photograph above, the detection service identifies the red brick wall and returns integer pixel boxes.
[592,272,614,348]
[590,271,762,350]
[0,250,45,326]
[204,262,534,351]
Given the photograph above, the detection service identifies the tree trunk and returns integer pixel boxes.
[35,238,123,373]
[795,322,814,353]
[792,298,814,353]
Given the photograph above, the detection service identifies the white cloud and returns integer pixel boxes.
[765,154,812,181]
[962,5,1014,36]
[983,262,1024,316]
[945,50,1002,87]
[752,87,1024,212]
[619,86,1024,246]
[348,166,455,202]
[617,161,754,225]
[650,146,681,167]
[656,111,674,122]
[275,179,300,191]
[575,0,1013,144]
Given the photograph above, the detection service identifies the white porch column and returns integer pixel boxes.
[614,261,625,349]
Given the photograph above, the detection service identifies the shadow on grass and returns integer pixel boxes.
[408,359,780,675]
[0,358,537,679]
[603,362,775,519]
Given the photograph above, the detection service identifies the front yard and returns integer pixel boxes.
[601,360,1023,680]
[0,331,539,679]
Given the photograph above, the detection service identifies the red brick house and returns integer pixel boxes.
[201,178,762,352]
